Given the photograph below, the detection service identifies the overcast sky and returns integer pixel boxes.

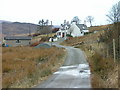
[0,0,120,26]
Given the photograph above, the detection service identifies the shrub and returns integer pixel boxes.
[66,34,73,37]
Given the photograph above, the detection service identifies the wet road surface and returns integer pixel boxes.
[35,43,91,88]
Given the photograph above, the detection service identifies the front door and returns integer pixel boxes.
[62,33,65,38]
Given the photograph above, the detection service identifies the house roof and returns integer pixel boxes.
[4,36,32,40]
[76,24,88,30]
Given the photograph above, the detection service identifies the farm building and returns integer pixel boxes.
[4,36,32,47]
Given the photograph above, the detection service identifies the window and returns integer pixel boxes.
[59,32,61,35]
[16,40,21,43]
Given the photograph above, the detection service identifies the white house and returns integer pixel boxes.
[56,29,67,38]
[56,24,69,39]
[68,22,89,37]
[67,22,84,37]
[56,22,89,39]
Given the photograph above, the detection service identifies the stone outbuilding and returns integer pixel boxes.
[4,36,32,47]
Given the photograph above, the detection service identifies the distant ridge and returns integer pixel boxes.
[0,20,12,24]
[1,20,60,36]
[1,20,39,36]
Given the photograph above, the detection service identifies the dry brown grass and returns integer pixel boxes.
[89,24,112,32]
[89,53,118,88]
[61,31,104,46]
[2,46,66,88]
[31,33,56,44]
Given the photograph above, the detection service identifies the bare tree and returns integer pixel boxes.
[71,16,81,24]
[106,1,120,23]
[37,19,51,34]
[86,16,94,26]
[37,20,42,33]
[38,19,44,29]
[46,19,49,25]
[41,19,44,27]
[38,20,42,25]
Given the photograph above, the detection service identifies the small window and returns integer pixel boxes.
[59,32,61,35]
[16,40,21,43]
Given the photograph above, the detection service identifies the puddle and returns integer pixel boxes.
[54,64,91,78]
[58,65,78,71]
[60,65,78,69]
[54,69,79,76]
[78,64,89,70]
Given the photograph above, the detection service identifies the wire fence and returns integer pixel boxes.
[98,23,120,61]
[100,37,120,61]
[83,38,119,60]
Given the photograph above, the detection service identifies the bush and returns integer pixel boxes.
[84,32,93,35]
[66,34,73,37]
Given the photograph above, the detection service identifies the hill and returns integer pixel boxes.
[89,24,113,32]
[1,21,38,36]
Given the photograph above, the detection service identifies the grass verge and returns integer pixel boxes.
[2,46,66,88]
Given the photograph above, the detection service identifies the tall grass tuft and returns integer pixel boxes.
[89,52,118,88]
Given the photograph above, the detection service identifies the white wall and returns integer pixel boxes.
[68,23,82,37]
[56,29,67,38]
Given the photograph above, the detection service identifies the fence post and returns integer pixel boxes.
[118,36,120,59]
[113,39,116,61]
[107,46,109,58]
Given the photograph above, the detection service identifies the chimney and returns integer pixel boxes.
[84,20,86,25]
[51,21,52,25]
